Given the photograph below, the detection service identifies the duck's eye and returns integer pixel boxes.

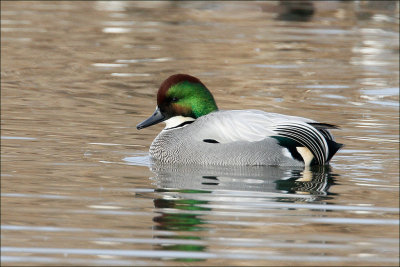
[171,97,179,103]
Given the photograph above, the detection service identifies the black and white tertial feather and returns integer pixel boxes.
[275,122,342,165]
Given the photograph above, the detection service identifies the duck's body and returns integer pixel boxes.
[137,74,343,166]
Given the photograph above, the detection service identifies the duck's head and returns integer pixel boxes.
[137,74,218,130]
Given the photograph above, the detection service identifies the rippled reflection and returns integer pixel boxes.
[151,163,335,197]
[150,163,336,261]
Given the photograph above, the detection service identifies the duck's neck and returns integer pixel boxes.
[164,116,195,130]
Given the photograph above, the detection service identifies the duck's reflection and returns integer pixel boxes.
[151,163,335,198]
[152,193,209,262]
[149,163,336,261]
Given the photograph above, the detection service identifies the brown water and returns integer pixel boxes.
[1,1,399,266]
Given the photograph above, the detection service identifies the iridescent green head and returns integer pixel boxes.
[137,74,218,129]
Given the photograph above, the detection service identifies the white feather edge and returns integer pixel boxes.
[164,116,195,129]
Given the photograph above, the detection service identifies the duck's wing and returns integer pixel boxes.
[196,110,342,165]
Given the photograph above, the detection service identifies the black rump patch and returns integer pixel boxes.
[203,139,219,143]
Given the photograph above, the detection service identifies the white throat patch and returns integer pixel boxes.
[164,116,195,129]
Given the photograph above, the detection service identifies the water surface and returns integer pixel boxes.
[1,1,399,266]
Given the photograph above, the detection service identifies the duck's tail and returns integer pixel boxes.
[308,122,343,163]
[326,139,344,162]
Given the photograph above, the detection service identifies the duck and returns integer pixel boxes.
[137,74,343,166]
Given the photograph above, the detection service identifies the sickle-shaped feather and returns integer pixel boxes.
[275,123,328,165]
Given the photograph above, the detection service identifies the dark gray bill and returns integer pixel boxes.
[136,107,166,130]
